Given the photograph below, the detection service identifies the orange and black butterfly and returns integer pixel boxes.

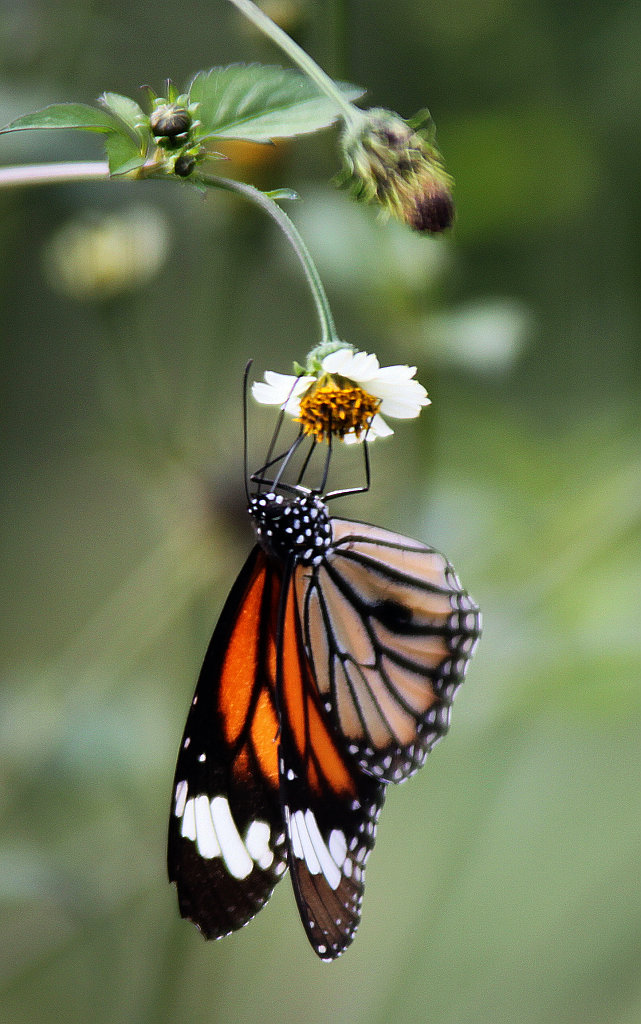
[167,392,481,961]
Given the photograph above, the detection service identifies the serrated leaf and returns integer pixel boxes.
[99,92,147,140]
[189,64,364,143]
[0,103,122,135]
[103,132,146,176]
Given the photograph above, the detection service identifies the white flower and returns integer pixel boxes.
[251,370,315,415]
[252,347,430,443]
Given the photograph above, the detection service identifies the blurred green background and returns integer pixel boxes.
[1,1,639,1022]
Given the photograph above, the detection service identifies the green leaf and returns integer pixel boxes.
[264,187,299,201]
[189,64,364,143]
[99,92,147,140]
[0,103,122,135]
[103,132,146,176]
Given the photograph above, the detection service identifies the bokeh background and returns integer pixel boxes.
[1,1,639,1022]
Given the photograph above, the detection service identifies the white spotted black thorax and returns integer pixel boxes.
[249,491,333,567]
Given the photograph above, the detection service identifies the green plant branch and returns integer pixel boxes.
[227,0,362,129]
[199,173,338,345]
[0,160,111,188]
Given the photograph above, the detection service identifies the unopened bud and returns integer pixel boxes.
[150,104,192,141]
[174,153,196,177]
[339,108,454,234]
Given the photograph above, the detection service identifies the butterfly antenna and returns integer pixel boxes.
[318,429,333,495]
[324,413,371,502]
[259,407,286,493]
[296,435,318,488]
[357,406,374,496]
[242,360,253,505]
[255,373,304,493]
[362,436,371,494]
[272,431,306,490]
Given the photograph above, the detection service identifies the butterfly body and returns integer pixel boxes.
[249,490,333,565]
[168,486,480,960]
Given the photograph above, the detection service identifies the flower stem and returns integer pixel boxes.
[0,161,111,189]
[226,0,362,128]
[199,173,338,345]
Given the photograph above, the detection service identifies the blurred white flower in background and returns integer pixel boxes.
[43,204,170,300]
[426,299,533,371]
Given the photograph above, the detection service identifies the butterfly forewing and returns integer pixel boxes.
[278,576,386,960]
[168,547,288,939]
[297,519,481,784]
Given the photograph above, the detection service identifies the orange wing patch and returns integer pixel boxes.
[218,558,281,789]
[219,563,268,747]
[280,582,356,799]
[249,688,280,787]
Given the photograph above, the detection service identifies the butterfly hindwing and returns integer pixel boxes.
[298,519,481,784]
[278,573,386,961]
[167,547,288,939]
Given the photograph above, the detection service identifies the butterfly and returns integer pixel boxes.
[167,402,481,961]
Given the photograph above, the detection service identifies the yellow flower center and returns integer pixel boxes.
[296,382,381,443]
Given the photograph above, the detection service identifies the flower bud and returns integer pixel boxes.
[174,153,197,177]
[150,104,192,142]
[339,108,454,234]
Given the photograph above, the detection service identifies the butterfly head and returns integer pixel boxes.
[249,491,332,567]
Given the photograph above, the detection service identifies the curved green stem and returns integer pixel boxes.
[227,0,362,129]
[199,173,338,345]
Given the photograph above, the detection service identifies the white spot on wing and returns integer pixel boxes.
[211,796,253,879]
[194,794,220,858]
[304,810,341,890]
[328,829,347,868]
[293,810,322,877]
[180,797,196,841]
[284,802,301,860]
[245,820,274,870]
[174,779,188,818]
[288,808,304,860]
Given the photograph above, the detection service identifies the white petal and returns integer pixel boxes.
[281,393,304,416]
[367,379,430,415]
[346,351,381,382]
[252,381,282,405]
[321,348,353,375]
[378,396,428,418]
[367,363,417,384]
[322,348,379,382]
[252,372,314,408]
[342,431,364,445]
[366,376,427,400]
[252,372,297,405]
[369,412,394,437]
[343,412,394,443]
